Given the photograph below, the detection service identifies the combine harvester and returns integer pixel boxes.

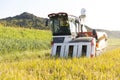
[47,8,107,58]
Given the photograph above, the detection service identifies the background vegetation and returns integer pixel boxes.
[0,24,51,54]
[0,12,49,30]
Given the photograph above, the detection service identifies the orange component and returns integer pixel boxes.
[78,32,93,37]
[96,43,99,48]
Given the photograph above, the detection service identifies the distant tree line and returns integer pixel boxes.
[0,12,50,30]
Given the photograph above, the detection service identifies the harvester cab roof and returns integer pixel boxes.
[48,12,86,37]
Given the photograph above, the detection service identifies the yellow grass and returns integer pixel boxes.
[0,48,120,80]
[0,24,120,80]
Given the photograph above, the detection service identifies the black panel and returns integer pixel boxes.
[53,37,65,43]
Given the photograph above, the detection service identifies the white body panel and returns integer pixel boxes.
[51,38,96,58]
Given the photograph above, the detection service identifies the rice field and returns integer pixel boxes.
[0,24,120,80]
[0,48,120,80]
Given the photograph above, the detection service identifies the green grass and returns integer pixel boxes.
[108,38,120,46]
[0,25,52,54]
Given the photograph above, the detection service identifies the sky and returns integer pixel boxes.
[0,0,120,31]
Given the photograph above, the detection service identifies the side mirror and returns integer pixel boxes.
[92,29,98,40]
[45,19,49,26]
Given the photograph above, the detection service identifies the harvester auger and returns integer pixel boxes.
[47,8,107,58]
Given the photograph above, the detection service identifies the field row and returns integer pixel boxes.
[0,48,120,80]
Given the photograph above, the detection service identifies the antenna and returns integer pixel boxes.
[81,8,86,15]
[79,8,87,32]
[80,8,86,19]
